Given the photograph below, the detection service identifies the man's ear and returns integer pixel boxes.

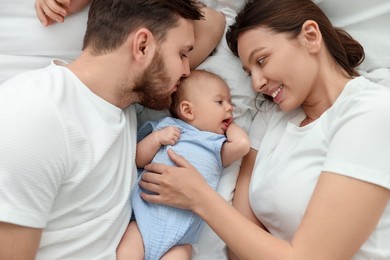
[132,28,156,65]
[300,20,322,53]
[179,101,195,121]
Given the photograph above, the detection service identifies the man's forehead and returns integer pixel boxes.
[165,18,195,45]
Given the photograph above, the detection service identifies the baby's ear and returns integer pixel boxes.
[179,100,195,121]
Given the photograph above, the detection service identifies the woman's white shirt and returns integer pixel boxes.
[249,77,390,259]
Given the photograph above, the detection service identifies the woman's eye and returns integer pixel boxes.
[257,57,265,65]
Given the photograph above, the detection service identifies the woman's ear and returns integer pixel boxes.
[179,100,195,121]
[132,28,156,65]
[301,20,322,53]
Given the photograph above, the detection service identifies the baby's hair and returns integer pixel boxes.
[169,70,225,118]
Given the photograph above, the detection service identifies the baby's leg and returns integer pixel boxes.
[161,244,192,260]
[117,221,144,260]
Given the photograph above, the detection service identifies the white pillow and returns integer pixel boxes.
[314,0,390,72]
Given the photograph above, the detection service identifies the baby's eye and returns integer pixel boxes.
[215,100,223,105]
[180,53,188,59]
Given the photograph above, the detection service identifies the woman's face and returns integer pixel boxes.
[237,26,318,112]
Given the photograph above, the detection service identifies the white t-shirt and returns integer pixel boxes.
[0,60,137,259]
[249,77,390,259]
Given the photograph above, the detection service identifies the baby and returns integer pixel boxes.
[118,70,250,259]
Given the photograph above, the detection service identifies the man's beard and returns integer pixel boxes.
[133,51,173,110]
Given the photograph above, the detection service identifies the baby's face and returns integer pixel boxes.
[190,76,233,134]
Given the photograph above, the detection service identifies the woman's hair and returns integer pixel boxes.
[226,0,365,76]
[83,0,204,55]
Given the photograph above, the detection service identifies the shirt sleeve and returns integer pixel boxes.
[0,84,68,228]
[323,89,390,189]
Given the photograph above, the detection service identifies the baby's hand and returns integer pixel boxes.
[225,122,239,136]
[35,0,90,26]
[155,126,181,146]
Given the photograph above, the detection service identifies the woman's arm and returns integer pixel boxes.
[139,150,390,260]
[188,6,226,69]
[231,149,263,226]
[228,148,266,260]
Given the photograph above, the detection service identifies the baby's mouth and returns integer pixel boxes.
[223,117,233,128]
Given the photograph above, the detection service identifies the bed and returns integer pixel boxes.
[1,0,390,259]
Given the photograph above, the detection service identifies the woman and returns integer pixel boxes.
[139,0,390,259]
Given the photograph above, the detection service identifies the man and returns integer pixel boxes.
[0,0,224,258]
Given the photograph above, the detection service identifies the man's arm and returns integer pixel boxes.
[35,0,91,26]
[189,6,226,69]
[0,222,42,260]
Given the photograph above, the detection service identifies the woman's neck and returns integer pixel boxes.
[301,68,353,126]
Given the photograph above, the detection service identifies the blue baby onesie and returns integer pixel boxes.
[132,117,226,260]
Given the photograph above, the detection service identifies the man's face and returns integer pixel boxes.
[134,18,195,110]
[133,50,172,110]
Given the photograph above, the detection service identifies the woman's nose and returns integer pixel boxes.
[252,70,267,93]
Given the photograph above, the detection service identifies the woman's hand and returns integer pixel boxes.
[139,149,209,211]
[35,0,90,26]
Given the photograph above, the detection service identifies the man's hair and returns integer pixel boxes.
[83,0,205,55]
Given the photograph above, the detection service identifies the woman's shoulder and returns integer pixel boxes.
[343,76,390,103]
[327,76,390,125]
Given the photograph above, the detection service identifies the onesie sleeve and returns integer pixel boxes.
[0,84,68,228]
